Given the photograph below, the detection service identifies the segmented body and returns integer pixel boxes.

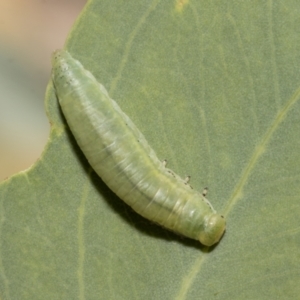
[51,50,225,246]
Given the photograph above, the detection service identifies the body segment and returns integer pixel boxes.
[51,50,226,246]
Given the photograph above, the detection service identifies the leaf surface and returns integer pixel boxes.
[1,1,300,299]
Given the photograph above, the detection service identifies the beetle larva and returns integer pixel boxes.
[51,50,226,246]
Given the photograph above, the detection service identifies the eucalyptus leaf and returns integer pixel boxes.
[1,1,300,299]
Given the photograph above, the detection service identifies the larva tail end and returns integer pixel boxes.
[51,49,63,65]
[198,214,226,246]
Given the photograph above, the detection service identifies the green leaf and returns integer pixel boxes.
[1,1,300,299]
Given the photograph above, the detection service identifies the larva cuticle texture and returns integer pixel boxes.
[51,50,226,246]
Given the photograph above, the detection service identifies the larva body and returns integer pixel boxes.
[51,50,225,246]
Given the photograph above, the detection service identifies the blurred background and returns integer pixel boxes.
[0,0,87,181]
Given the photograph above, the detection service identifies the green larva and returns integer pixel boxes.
[51,50,226,246]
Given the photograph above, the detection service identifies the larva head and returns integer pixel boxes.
[198,213,226,246]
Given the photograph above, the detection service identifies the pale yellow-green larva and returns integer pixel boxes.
[51,50,226,246]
